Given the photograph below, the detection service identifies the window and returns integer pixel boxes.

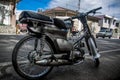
[100,28,106,32]
[104,18,107,23]
[55,12,65,16]
[116,23,119,27]
[108,19,110,24]
[114,29,118,33]
[113,20,116,25]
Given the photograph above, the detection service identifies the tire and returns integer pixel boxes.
[88,37,100,67]
[94,58,100,67]
[12,36,53,80]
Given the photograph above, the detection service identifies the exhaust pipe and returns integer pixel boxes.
[35,59,72,66]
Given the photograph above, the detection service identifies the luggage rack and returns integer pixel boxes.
[20,17,54,26]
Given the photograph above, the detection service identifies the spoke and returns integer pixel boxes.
[18,60,29,64]
[19,62,31,72]
[17,55,28,60]
[34,39,39,50]
[43,51,52,55]
[28,67,36,75]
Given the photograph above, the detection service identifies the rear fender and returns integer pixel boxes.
[45,34,59,54]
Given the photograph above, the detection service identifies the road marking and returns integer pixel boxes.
[0,62,12,67]
[85,48,120,55]
[0,49,120,67]
[99,49,120,53]
[97,40,119,45]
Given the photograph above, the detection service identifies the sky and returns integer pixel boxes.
[17,0,120,19]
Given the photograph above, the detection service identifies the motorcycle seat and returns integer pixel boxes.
[19,11,72,29]
[54,18,68,29]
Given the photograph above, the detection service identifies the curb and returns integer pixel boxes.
[0,33,26,36]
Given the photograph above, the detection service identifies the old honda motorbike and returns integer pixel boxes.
[12,7,102,80]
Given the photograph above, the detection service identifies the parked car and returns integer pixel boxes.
[96,28,113,38]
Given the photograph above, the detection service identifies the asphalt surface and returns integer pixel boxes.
[0,35,120,80]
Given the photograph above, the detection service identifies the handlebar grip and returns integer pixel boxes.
[94,7,102,11]
[64,7,102,21]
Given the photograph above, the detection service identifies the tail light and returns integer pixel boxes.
[18,23,28,31]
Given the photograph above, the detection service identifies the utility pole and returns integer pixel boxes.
[76,0,82,32]
[78,0,81,12]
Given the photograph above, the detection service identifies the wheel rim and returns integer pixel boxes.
[15,37,53,77]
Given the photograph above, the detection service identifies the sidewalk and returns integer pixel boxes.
[0,32,28,36]
[0,33,16,35]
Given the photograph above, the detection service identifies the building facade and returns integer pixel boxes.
[96,15,118,29]
[0,0,20,34]
[115,20,120,38]
[0,0,19,27]
[96,15,119,38]
[42,7,77,17]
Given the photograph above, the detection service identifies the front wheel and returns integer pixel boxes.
[94,58,100,67]
[12,36,53,80]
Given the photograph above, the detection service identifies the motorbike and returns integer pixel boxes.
[12,7,102,80]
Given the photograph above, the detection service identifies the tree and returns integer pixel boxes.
[0,4,9,24]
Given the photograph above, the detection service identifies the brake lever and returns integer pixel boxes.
[93,11,96,15]
[92,12,102,16]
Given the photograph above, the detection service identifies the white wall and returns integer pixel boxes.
[16,10,22,20]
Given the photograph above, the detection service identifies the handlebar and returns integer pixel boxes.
[86,7,102,15]
[64,7,102,21]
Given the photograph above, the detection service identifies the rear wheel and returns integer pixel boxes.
[12,36,53,80]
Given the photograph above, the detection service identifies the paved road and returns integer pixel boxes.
[0,35,25,63]
[0,35,120,80]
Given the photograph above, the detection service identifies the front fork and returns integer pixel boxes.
[85,36,100,59]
